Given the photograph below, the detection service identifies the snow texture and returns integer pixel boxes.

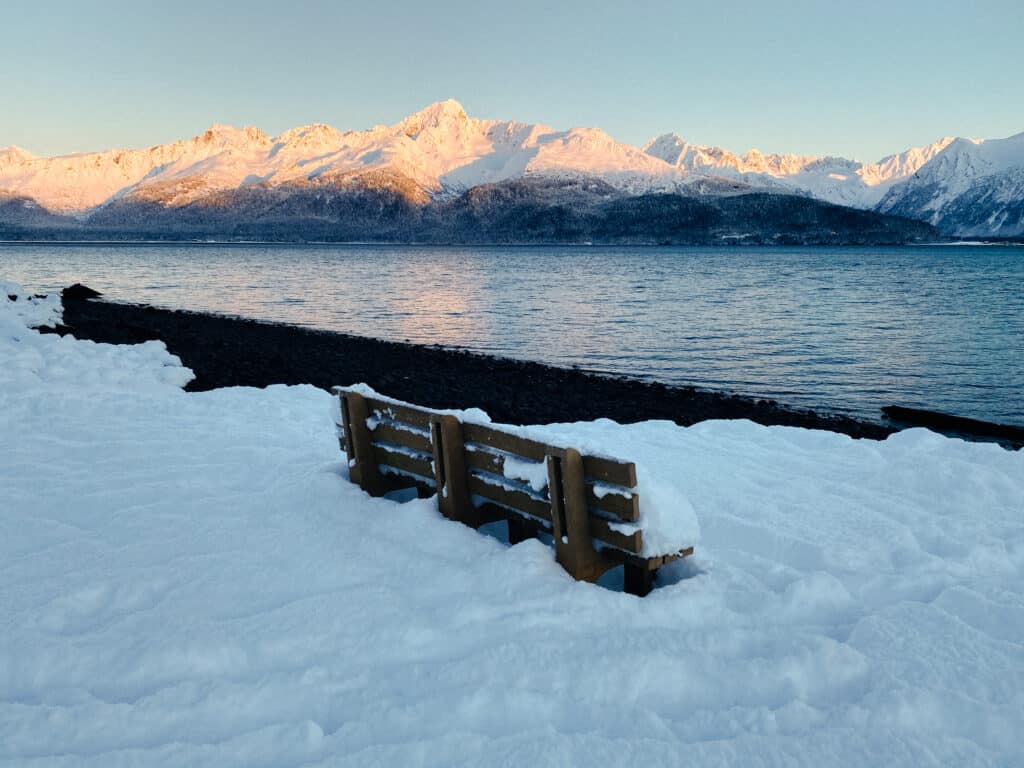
[643,133,957,208]
[0,281,193,392]
[592,481,634,500]
[3,285,1024,766]
[500,456,549,493]
[877,132,1024,237]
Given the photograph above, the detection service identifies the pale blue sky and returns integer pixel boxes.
[3,0,1022,161]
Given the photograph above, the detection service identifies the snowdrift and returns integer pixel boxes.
[2,283,1022,766]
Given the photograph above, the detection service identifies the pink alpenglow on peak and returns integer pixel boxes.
[0,101,1021,235]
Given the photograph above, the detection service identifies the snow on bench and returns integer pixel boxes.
[332,385,695,595]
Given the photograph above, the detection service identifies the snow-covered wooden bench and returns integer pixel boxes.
[333,386,694,595]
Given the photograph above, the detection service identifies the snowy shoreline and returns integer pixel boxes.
[3,281,1024,766]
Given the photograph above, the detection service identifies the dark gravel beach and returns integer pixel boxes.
[47,285,900,440]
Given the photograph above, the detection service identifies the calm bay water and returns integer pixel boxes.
[3,242,1022,425]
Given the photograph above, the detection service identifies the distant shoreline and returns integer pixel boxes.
[4,238,1022,248]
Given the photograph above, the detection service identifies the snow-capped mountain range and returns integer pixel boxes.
[642,134,957,210]
[1,99,1021,237]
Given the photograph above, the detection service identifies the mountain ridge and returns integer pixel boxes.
[1,99,1019,239]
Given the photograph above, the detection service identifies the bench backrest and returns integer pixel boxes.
[333,386,693,594]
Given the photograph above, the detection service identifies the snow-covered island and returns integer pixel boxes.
[3,282,1023,766]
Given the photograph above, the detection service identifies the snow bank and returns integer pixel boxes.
[3,282,1024,766]
[0,282,194,392]
[0,279,63,328]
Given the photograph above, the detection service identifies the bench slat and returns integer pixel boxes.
[462,423,554,462]
[364,397,433,429]
[371,422,432,453]
[466,474,551,522]
[582,456,637,489]
[467,446,639,523]
[463,423,635,488]
[464,446,506,474]
[373,444,434,480]
[477,502,550,531]
[589,517,642,554]
[585,486,639,522]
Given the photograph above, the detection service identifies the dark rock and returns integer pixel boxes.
[883,406,1024,448]
[62,284,103,301]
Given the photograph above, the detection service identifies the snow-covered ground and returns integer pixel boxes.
[2,283,1023,767]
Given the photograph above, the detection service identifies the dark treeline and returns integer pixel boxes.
[1,178,938,245]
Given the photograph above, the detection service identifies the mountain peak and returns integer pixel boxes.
[642,133,688,160]
[196,123,269,145]
[0,145,36,163]
[275,123,345,146]
[398,99,469,136]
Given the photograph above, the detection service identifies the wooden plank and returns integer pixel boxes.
[467,474,551,522]
[370,422,432,453]
[373,444,434,480]
[464,447,506,474]
[467,448,637,521]
[463,424,634,488]
[364,397,433,429]
[588,516,642,554]
[582,456,636,488]
[462,422,556,462]
[465,448,557,502]
[585,486,639,523]
[610,546,694,571]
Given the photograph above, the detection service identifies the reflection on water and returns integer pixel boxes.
[3,242,1022,424]
[377,256,489,345]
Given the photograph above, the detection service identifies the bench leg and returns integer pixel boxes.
[624,563,654,597]
[507,515,532,545]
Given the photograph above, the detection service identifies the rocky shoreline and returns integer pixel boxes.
[48,285,900,440]
[44,285,1024,447]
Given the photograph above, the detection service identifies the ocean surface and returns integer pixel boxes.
[3,242,1022,425]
